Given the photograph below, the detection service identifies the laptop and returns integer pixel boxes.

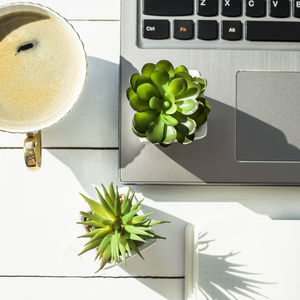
[120,0,300,184]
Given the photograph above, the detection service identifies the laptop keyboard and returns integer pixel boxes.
[138,0,300,49]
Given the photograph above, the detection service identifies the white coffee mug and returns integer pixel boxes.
[0,2,87,169]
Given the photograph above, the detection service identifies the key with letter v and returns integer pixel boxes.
[270,0,289,17]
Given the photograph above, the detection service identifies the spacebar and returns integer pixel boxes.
[246,21,300,42]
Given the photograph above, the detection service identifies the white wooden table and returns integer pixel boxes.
[0,1,300,299]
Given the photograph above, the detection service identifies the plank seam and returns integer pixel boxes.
[0,275,184,279]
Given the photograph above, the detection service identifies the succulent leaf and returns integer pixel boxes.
[97,245,111,272]
[78,183,168,271]
[78,240,100,256]
[130,73,140,91]
[137,83,159,102]
[119,236,127,265]
[149,96,163,110]
[95,187,116,221]
[128,91,150,112]
[162,126,177,145]
[176,99,199,115]
[155,60,175,77]
[114,185,121,216]
[142,63,155,77]
[80,211,112,227]
[129,233,146,243]
[174,65,189,74]
[122,192,135,215]
[101,184,114,210]
[146,117,165,143]
[133,111,159,132]
[128,239,144,260]
[79,193,108,218]
[131,213,153,225]
[149,69,169,95]
[127,60,210,146]
[168,78,187,96]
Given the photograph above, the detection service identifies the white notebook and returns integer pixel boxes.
[185,220,300,300]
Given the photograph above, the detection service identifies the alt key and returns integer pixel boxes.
[222,21,243,40]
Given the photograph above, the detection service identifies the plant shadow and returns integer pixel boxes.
[119,205,186,299]
[193,233,274,300]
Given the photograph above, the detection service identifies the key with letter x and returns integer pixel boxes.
[222,0,242,16]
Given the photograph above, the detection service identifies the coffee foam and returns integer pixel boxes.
[0,11,84,132]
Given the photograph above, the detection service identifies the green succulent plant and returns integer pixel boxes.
[126,60,211,146]
[78,183,169,272]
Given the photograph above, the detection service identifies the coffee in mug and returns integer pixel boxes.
[0,3,87,169]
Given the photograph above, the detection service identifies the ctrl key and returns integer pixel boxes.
[143,20,170,39]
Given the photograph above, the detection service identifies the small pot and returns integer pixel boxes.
[81,187,156,270]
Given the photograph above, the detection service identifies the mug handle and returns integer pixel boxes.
[24,131,42,170]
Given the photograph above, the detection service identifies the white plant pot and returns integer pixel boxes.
[138,70,208,145]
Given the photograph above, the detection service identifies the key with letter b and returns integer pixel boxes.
[198,0,218,16]
[294,0,300,17]
[222,0,242,17]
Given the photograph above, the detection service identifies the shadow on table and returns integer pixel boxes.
[194,233,273,300]
[137,185,300,220]
[44,55,119,148]
[119,205,186,300]
[119,205,273,300]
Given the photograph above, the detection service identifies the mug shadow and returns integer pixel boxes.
[43,56,119,147]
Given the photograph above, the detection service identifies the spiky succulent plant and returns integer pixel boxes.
[126,60,211,146]
[78,183,168,272]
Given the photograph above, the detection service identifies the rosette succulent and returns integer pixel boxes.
[126,60,211,146]
[78,183,169,272]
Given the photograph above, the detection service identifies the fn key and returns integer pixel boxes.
[143,20,170,39]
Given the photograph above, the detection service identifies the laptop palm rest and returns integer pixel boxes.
[236,71,300,162]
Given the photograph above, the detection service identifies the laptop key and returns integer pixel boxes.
[198,0,218,16]
[222,0,242,17]
[222,21,242,40]
[294,0,300,17]
[270,0,290,17]
[246,0,266,17]
[174,20,194,40]
[246,21,300,41]
[143,20,170,39]
[143,0,194,16]
[198,20,219,40]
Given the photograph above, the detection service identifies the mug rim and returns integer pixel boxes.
[0,2,88,134]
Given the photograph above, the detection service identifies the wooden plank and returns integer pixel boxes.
[0,277,183,300]
[0,21,120,148]
[0,0,120,20]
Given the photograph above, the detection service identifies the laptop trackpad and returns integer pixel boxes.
[236,71,300,162]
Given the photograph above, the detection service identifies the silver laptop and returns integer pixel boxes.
[120,0,300,184]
